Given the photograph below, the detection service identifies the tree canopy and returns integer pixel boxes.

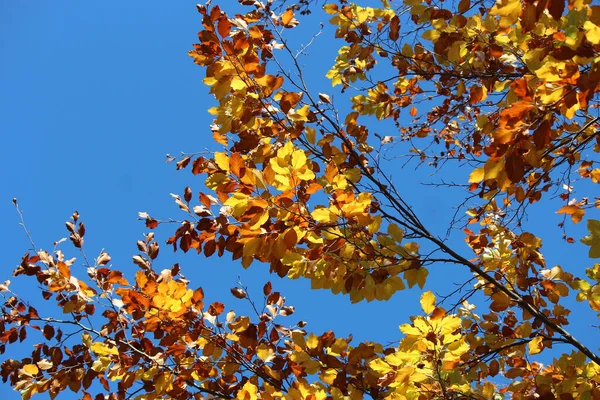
[2,0,600,399]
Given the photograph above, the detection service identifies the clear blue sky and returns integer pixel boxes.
[1,1,597,398]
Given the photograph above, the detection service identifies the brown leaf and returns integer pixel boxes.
[505,152,525,183]
[176,156,191,170]
[43,324,55,340]
[469,85,484,104]
[280,92,302,114]
[521,3,538,31]
[192,157,206,175]
[132,255,150,270]
[283,228,298,249]
[319,93,331,104]
[389,16,400,41]
[490,291,511,312]
[208,301,225,316]
[547,0,565,20]
[230,288,247,299]
[263,281,272,296]
[96,252,111,266]
[533,120,552,149]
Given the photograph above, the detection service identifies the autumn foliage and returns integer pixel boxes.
[3,0,600,398]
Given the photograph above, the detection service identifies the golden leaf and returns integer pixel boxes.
[528,336,544,355]
[420,291,436,314]
[90,342,119,357]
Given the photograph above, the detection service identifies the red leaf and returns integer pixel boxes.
[263,281,272,296]
[145,218,159,229]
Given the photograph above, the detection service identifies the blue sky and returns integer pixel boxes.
[1,1,598,398]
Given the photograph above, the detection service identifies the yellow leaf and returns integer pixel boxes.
[388,223,404,243]
[483,160,503,180]
[421,30,440,41]
[91,356,112,373]
[291,150,307,170]
[420,291,436,314]
[384,352,405,367]
[242,237,263,259]
[468,167,484,183]
[323,4,339,15]
[230,77,247,91]
[214,152,230,172]
[581,220,600,258]
[249,210,269,230]
[91,342,119,357]
[83,332,92,348]
[256,344,271,361]
[289,104,310,122]
[356,8,370,24]
[155,372,173,395]
[224,192,250,217]
[369,358,393,375]
[490,0,522,28]
[21,364,39,376]
[292,331,307,348]
[306,333,319,350]
[590,169,600,183]
[305,127,316,144]
[311,207,337,223]
[237,381,258,400]
[446,338,470,358]
[528,336,544,355]
[229,316,250,333]
[405,267,428,289]
[585,20,600,44]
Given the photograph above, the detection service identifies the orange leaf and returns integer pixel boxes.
[281,9,298,28]
[57,262,70,279]
[229,153,245,177]
[557,205,585,224]
[469,85,484,104]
